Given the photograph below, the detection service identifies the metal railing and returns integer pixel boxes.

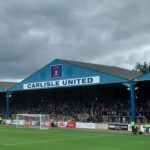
[5,114,148,124]
[49,115,147,124]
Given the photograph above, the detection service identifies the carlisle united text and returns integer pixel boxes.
[23,76,99,89]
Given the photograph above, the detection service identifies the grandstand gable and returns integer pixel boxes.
[9,59,138,92]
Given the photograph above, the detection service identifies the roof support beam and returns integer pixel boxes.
[130,82,135,122]
[5,91,11,117]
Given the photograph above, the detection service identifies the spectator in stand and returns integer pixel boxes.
[7,98,150,123]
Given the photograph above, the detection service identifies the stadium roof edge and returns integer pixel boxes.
[133,71,150,82]
[59,59,140,80]
[0,81,17,92]
[7,59,144,92]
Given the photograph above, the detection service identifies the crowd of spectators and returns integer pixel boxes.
[8,98,150,123]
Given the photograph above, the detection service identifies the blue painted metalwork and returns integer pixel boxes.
[130,82,135,122]
[5,91,11,117]
[9,59,129,92]
[0,86,6,92]
[134,72,150,81]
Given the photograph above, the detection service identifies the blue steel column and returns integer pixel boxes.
[6,91,10,117]
[130,82,135,122]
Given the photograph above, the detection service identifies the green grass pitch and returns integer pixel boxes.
[0,125,149,150]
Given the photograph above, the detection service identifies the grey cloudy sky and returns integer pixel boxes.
[0,0,150,81]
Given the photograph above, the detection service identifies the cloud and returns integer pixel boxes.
[0,0,150,81]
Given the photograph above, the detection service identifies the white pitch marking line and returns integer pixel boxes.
[0,134,112,146]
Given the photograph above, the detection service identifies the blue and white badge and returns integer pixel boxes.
[51,64,63,78]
